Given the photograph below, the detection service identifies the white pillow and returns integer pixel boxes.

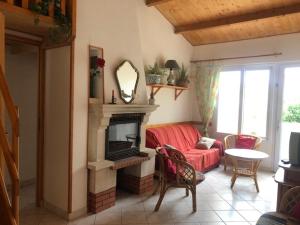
[164,144,177,150]
[196,137,216,149]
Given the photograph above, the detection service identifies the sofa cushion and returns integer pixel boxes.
[159,148,177,175]
[211,140,225,156]
[196,137,216,149]
[292,201,300,220]
[236,135,257,149]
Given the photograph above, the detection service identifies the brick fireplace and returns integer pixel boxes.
[87,100,158,213]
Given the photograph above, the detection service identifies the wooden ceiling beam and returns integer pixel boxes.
[175,4,300,34]
[146,0,173,7]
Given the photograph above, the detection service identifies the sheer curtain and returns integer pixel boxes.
[194,62,222,137]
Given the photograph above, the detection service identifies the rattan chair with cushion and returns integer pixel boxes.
[154,147,205,212]
[256,186,300,225]
[224,134,263,171]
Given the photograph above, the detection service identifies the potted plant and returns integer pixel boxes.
[160,68,169,85]
[145,62,164,84]
[177,64,190,87]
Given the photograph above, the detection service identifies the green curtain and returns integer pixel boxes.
[194,62,221,137]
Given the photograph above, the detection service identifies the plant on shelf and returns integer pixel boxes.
[30,0,71,43]
[145,62,166,85]
[176,64,190,87]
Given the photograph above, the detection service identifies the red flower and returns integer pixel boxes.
[97,58,105,68]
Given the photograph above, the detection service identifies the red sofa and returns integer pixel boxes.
[146,124,224,172]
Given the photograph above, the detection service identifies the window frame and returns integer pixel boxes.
[217,64,274,138]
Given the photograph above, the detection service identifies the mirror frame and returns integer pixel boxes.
[115,60,139,104]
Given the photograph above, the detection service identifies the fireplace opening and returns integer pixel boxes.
[105,113,144,161]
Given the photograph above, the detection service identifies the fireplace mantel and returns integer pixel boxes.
[89,98,159,116]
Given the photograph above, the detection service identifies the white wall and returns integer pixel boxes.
[6,45,38,183]
[136,0,193,124]
[193,33,300,66]
[192,33,300,170]
[44,47,70,212]
[72,0,193,214]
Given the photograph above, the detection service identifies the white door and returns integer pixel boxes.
[217,66,275,169]
[274,65,300,169]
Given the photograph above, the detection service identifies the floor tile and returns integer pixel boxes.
[146,211,172,224]
[226,200,254,210]
[238,210,262,222]
[170,211,222,223]
[215,211,245,222]
[199,223,226,225]
[208,201,234,211]
[94,212,122,225]
[247,200,276,213]
[225,223,250,225]
[122,211,147,224]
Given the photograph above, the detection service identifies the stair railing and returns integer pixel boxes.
[0,65,20,225]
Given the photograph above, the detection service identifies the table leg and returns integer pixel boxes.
[252,160,262,192]
[230,157,238,189]
[231,173,237,189]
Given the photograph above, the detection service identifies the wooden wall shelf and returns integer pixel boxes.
[147,84,188,100]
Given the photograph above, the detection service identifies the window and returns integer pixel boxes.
[217,68,270,137]
[217,71,241,134]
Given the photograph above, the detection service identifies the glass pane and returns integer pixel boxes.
[217,71,241,134]
[241,69,270,137]
[279,67,300,161]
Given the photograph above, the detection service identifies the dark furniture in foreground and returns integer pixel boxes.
[256,186,300,225]
[275,163,300,211]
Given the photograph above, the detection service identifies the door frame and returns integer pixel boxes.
[273,62,300,170]
[216,64,278,171]
[5,33,45,207]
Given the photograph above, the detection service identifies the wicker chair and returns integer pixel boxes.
[279,186,300,217]
[256,186,300,225]
[224,134,262,172]
[154,147,205,212]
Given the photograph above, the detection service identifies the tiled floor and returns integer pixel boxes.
[20,167,277,225]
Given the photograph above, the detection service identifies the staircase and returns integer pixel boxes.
[0,66,20,225]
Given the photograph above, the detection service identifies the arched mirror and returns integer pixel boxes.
[115,60,139,103]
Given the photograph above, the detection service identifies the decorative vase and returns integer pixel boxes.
[90,75,97,98]
[160,75,168,85]
[146,74,161,84]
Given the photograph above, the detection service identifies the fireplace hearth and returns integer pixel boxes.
[105,113,144,161]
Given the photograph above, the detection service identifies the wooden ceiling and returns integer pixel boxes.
[146,0,300,46]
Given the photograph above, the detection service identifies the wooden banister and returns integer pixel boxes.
[0,67,19,135]
[61,0,66,15]
[48,1,55,17]
[21,0,29,9]
[0,169,17,225]
[0,65,20,225]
